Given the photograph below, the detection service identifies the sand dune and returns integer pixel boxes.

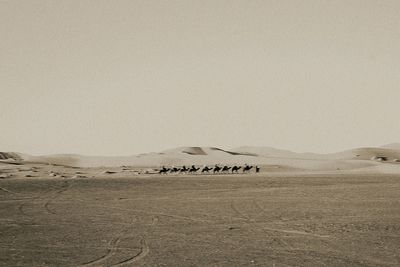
[327,147,400,162]
[1,145,400,173]
[381,143,400,150]
[0,152,23,161]
[231,146,322,159]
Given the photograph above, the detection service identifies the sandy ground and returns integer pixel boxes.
[1,163,400,266]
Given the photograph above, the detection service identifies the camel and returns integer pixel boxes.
[221,166,231,173]
[170,167,180,173]
[243,165,253,173]
[180,166,189,173]
[189,165,200,173]
[213,165,222,174]
[231,166,241,173]
[201,166,213,173]
[159,166,170,174]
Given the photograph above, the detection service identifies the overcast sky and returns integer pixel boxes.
[1,0,400,156]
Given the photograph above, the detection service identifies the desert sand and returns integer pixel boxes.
[1,145,400,266]
[3,144,400,171]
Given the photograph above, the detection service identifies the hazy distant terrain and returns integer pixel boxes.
[2,144,400,173]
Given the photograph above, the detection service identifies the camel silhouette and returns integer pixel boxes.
[221,166,231,173]
[189,165,200,173]
[243,165,253,173]
[231,166,241,173]
[170,167,180,173]
[201,166,213,173]
[159,166,170,174]
[180,166,189,173]
[213,165,222,174]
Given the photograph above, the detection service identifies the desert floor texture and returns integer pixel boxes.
[1,163,400,266]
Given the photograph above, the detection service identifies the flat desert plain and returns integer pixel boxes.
[1,164,400,266]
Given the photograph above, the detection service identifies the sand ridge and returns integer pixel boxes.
[1,145,400,174]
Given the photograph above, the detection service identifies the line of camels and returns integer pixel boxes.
[158,164,261,174]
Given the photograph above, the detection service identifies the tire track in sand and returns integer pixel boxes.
[18,185,63,216]
[230,199,329,253]
[79,217,151,267]
[230,201,250,220]
[253,200,267,217]
[43,182,72,215]
[78,235,123,267]
[0,187,15,194]
[110,238,150,267]
[74,200,212,224]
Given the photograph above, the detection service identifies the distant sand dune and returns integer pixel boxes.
[0,152,22,161]
[1,144,400,174]
[328,147,400,162]
[182,147,208,155]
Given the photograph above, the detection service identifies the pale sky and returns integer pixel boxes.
[1,0,400,156]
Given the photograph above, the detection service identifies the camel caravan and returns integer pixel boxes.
[157,164,261,175]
